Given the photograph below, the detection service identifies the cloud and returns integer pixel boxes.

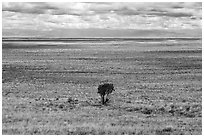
[2,2,59,14]
[103,3,199,18]
[2,2,202,32]
[2,2,201,18]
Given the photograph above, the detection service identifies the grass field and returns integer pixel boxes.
[2,38,202,135]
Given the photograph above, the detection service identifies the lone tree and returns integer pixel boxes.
[97,83,115,105]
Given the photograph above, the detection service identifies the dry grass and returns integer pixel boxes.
[2,39,202,134]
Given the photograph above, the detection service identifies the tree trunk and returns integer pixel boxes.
[105,94,109,103]
[101,95,105,104]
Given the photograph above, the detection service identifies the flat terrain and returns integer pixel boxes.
[2,38,202,134]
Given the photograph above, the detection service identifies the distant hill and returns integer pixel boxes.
[2,28,201,38]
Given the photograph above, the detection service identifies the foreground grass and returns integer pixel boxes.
[2,40,202,134]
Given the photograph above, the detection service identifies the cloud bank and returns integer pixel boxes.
[2,2,202,37]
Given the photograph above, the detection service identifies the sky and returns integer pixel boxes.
[2,2,202,37]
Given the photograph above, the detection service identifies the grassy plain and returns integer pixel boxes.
[2,39,202,134]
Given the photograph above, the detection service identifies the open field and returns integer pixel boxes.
[2,38,202,135]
